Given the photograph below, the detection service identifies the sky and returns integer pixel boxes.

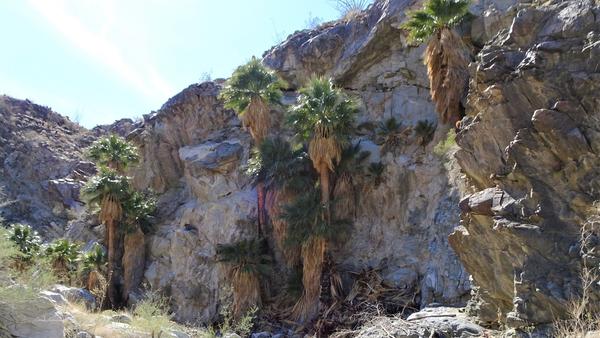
[0,0,343,128]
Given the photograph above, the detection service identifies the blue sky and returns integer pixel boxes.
[0,1,345,127]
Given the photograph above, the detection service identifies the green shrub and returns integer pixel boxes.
[45,238,80,283]
[7,223,41,264]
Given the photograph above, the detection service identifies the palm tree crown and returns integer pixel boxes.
[403,0,471,125]
[219,57,284,142]
[403,0,471,43]
[87,135,139,173]
[287,77,357,175]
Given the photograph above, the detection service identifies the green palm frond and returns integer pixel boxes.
[219,57,285,113]
[287,77,358,145]
[82,168,131,208]
[335,142,371,178]
[246,137,314,192]
[414,120,437,146]
[402,0,471,43]
[216,238,272,276]
[280,188,351,246]
[366,162,385,187]
[80,243,107,273]
[122,190,157,234]
[87,135,139,172]
[45,239,80,266]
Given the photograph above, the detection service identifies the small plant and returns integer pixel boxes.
[331,0,371,20]
[433,129,457,160]
[45,238,80,283]
[7,223,41,268]
[80,243,107,291]
[376,117,410,155]
[131,290,178,337]
[414,120,437,146]
[366,162,385,187]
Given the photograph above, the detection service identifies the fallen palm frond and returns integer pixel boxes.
[315,266,419,337]
[242,96,271,143]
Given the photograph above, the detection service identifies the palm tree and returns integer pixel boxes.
[287,77,358,208]
[45,239,80,284]
[279,188,351,322]
[246,137,313,267]
[216,238,271,318]
[402,0,471,125]
[286,78,357,322]
[87,134,139,173]
[220,57,285,231]
[82,167,130,307]
[80,243,107,293]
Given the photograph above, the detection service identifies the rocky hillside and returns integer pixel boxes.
[0,95,96,237]
[1,0,599,336]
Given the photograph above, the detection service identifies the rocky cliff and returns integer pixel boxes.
[2,0,599,334]
[450,0,600,328]
[127,0,477,325]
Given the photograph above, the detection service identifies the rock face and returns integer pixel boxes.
[450,0,600,327]
[129,0,490,324]
[0,95,96,236]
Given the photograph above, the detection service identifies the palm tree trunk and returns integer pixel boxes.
[257,181,266,235]
[292,236,326,323]
[106,218,117,307]
[319,163,331,224]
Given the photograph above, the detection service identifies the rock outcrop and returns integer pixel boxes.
[450,0,600,327]
[0,95,96,236]
[130,0,486,324]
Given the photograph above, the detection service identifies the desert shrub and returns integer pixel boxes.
[6,223,41,267]
[131,290,179,337]
[332,0,371,20]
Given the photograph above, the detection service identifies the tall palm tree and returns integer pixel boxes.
[286,77,357,322]
[82,167,130,307]
[287,77,358,207]
[87,134,139,173]
[402,0,471,125]
[220,57,285,231]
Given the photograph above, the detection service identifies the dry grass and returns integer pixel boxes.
[553,212,600,337]
[424,28,469,125]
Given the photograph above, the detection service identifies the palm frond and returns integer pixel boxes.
[122,190,157,234]
[402,0,471,43]
[216,238,272,277]
[7,223,41,262]
[219,57,285,113]
[82,168,131,208]
[246,137,314,192]
[80,243,107,273]
[87,135,139,172]
[414,120,437,146]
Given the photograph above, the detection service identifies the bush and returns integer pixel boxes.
[332,0,371,20]
[7,223,41,266]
